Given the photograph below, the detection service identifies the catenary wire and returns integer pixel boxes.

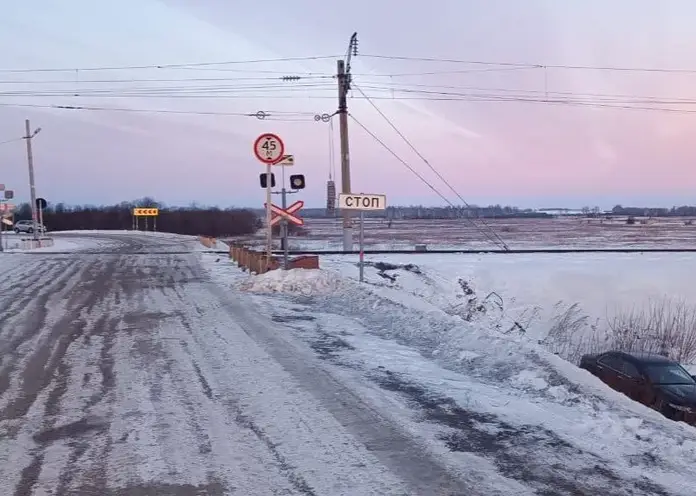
[359,54,696,74]
[352,82,509,250]
[0,102,326,120]
[348,113,509,250]
[0,55,342,73]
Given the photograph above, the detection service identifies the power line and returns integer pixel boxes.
[7,89,696,114]
[0,102,326,121]
[352,86,696,114]
[354,79,696,104]
[352,67,539,77]
[348,113,508,250]
[360,54,696,74]
[0,75,335,84]
[0,82,338,97]
[351,83,508,250]
[0,137,23,146]
[0,55,341,74]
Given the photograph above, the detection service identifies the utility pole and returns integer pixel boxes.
[337,32,358,252]
[24,120,41,242]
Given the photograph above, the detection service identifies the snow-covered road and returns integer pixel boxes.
[0,233,473,495]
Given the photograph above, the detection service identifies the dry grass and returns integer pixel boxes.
[540,298,696,365]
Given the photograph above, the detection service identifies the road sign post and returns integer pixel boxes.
[254,133,285,270]
[338,193,387,282]
[36,197,47,237]
[276,155,294,270]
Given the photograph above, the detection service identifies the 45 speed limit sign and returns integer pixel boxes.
[253,133,285,164]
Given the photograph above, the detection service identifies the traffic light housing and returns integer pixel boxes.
[259,172,276,188]
[289,174,306,190]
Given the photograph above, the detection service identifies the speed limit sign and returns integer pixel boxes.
[253,133,285,164]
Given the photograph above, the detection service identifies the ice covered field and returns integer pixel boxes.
[205,250,696,495]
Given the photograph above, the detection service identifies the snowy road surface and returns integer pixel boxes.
[0,233,474,495]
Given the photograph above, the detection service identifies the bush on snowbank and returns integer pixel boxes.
[540,298,696,365]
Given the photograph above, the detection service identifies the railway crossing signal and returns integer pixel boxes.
[264,200,304,226]
[289,174,306,190]
[259,173,276,188]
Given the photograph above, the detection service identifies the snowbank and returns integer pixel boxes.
[202,248,696,493]
[238,268,344,296]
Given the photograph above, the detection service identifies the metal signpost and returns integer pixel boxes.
[253,133,285,268]
[36,197,47,236]
[275,154,294,269]
[338,193,387,282]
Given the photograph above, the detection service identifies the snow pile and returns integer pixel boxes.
[239,268,345,296]
[291,270,696,494]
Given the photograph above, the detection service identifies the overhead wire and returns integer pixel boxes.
[348,113,508,250]
[360,54,696,74]
[0,55,342,73]
[0,75,336,84]
[0,137,23,146]
[0,102,324,121]
[351,82,509,250]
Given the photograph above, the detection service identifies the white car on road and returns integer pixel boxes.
[13,220,46,234]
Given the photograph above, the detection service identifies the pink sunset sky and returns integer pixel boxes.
[1,0,696,209]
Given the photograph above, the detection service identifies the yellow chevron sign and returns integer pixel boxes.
[133,208,159,216]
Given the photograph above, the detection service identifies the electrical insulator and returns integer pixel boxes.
[326,180,336,215]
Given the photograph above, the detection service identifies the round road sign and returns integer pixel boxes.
[253,133,285,164]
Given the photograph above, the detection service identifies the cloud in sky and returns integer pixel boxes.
[2,0,696,208]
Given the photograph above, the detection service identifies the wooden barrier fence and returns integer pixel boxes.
[229,244,319,274]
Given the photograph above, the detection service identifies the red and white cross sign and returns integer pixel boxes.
[264,200,304,226]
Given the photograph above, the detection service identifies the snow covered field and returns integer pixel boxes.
[204,251,696,495]
[232,216,696,250]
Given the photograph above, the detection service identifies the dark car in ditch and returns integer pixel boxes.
[580,351,696,424]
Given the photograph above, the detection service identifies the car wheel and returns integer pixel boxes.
[653,398,677,419]
[14,228,19,234]
[27,228,33,233]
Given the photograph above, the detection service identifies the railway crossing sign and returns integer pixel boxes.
[133,208,159,216]
[254,133,285,164]
[264,200,304,226]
